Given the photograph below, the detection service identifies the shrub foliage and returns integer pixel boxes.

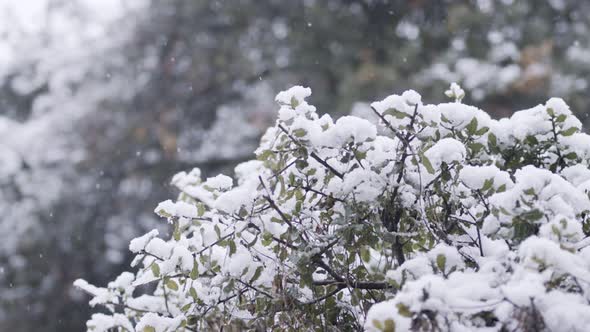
[77,85,590,331]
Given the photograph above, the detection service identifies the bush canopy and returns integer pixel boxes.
[77,84,590,331]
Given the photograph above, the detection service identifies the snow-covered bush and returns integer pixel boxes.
[76,85,590,331]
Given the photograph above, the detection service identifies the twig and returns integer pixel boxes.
[277,123,344,179]
[301,285,345,305]
[313,279,394,290]
[195,231,236,256]
[236,279,274,299]
[369,106,408,144]
[258,176,294,228]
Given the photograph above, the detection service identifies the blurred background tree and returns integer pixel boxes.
[1,0,589,330]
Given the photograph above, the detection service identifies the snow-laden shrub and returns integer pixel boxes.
[76,85,590,331]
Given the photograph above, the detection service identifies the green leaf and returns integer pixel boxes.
[214,225,221,239]
[279,248,288,260]
[294,200,302,214]
[482,178,494,191]
[466,117,478,135]
[475,126,489,135]
[396,303,412,317]
[156,209,171,218]
[261,232,273,246]
[556,114,567,123]
[500,206,511,215]
[559,218,568,228]
[546,107,555,116]
[238,206,248,218]
[151,263,160,277]
[488,132,497,147]
[257,149,274,162]
[190,261,199,280]
[355,150,367,160]
[523,188,535,196]
[181,303,192,312]
[166,279,179,291]
[496,184,507,193]
[522,209,544,222]
[293,128,307,137]
[551,225,561,237]
[385,108,409,119]
[388,278,401,289]
[360,247,371,263]
[223,279,235,293]
[295,159,309,170]
[250,266,264,283]
[290,96,299,108]
[197,203,205,216]
[513,220,537,241]
[241,266,250,277]
[383,319,396,332]
[189,287,198,300]
[173,222,181,241]
[564,152,578,160]
[421,153,435,175]
[228,240,237,256]
[560,127,578,137]
[469,142,485,154]
[525,135,539,146]
[143,326,156,332]
[436,254,446,272]
[372,320,384,330]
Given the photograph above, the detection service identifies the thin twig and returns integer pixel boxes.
[301,285,345,305]
[277,123,344,179]
[313,279,394,290]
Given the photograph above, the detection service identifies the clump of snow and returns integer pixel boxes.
[171,168,202,189]
[365,299,412,332]
[324,116,376,147]
[274,85,311,106]
[129,229,159,253]
[204,174,233,191]
[136,313,185,332]
[214,187,257,213]
[402,89,422,105]
[425,138,466,167]
[427,243,465,275]
[86,313,134,332]
[459,165,513,190]
[234,160,263,185]
[275,86,316,122]
[154,200,199,219]
[444,82,465,102]
[539,216,584,249]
